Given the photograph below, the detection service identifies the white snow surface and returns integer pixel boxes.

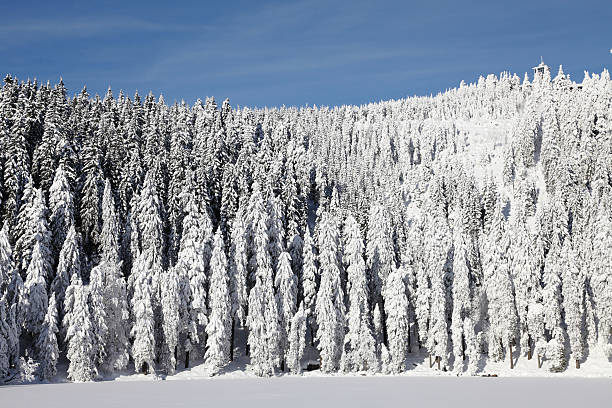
[3,375,611,408]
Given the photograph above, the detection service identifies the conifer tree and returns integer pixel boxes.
[561,240,585,368]
[287,302,307,374]
[0,294,19,378]
[342,214,377,372]
[18,188,51,280]
[130,257,156,375]
[275,250,297,369]
[384,266,409,374]
[66,281,97,382]
[89,265,108,369]
[301,226,318,344]
[51,226,82,320]
[228,206,248,343]
[13,177,35,275]
[49,164,75,261]
[36,293,59,381]
[591,200,612,347]
[23,238,51,337]
[98,179,130,372]
[247,188,281,376]
[160,267,180,374]
[173,189,213,360]
[366,205,396,312]
[0,222,18,300]
[315,210,345,373]
[450,214,478,373]
[483,198,518,365]
[204,230,231,374]
[425,213,450,369]
[266,195,285,270]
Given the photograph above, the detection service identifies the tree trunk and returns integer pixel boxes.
[462,334,466,361]
[174,345,178,365]
[537,355,542,369]
[429,354,433,368]
[436,356,441,370]
[230,318,235,361]
[576,359,580,369]
[185,351,190,369]
[407,323,412,353]
[527,335,532,360]
[380,300,389,348]
[142,362,149,375]
[509,343,514,369]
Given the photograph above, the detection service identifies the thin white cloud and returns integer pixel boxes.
[0,17,208,37]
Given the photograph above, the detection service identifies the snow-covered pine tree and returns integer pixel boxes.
[450,213,479,373]
[89,264,108,370]
[49,164,75,263]
[228,205,248,356]
[287,302,307,374]
[542,233,566,371]
[509,200,541,359]
[247,185,281,376]
[266,194,285,271]
[130,256,156,375]
[591,199,612,349]
[275,250,297,370]
[13,177,35,275]
[160,266,180,374]
[483,197,518,367]
[315,210,345,373]
[36,293,59,381]
[31,100,60,193]
[2,112,30,231]
[172,188,213,364]
[411,216,431,354]
[23,234,51,337]
[301,225,318,345]
[80,140,104,252]
[383,266,409,373]
[20,187,52,284]
[366,204,395,316]
[424,212,451,369]
[341,214,377,373]
[560,239,585,368]
[0,222,20,304]
[130,171,165,372]
[97,179,130,372]
[0,294,18,378]
[66,280,97,382]
[204,229,231,374]
[51,226,81,322]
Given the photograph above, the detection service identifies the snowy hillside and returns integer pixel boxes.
[0,63,611,385]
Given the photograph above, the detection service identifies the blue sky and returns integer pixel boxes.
[2,0,611,107]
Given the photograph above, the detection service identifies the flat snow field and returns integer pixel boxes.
[2,376,611,408]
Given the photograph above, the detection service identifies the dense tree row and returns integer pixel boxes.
[0,64,611,382]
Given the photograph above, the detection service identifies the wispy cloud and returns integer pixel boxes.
[0,17,209,38]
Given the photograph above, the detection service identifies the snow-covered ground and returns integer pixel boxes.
[3,375,611,408]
